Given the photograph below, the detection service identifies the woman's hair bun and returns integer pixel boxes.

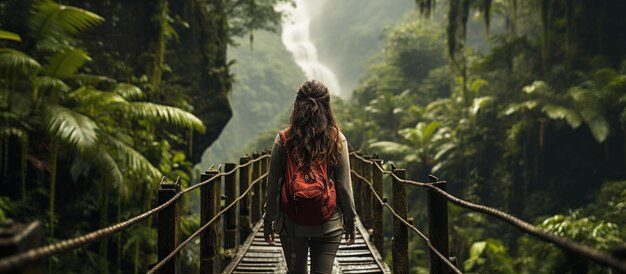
[297,80,330,101]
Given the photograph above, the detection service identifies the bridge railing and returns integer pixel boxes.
[349,151,626,274]
[0,151,271,274]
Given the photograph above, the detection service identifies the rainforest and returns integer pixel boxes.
[1,0,625,273]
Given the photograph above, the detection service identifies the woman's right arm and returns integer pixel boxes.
[335,133,357,234]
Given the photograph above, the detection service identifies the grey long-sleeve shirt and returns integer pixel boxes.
[263,132,357,237]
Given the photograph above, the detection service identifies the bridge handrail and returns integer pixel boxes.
[350,169,463,274]
[0,154,270,273]
[350,152,626,273]
[147,171,269,274]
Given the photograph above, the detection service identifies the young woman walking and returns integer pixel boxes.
[263,80,357,274]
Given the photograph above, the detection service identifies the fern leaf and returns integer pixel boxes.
[45,47,90,78]
[72,73,115,86]
[126,102,206,133]
[369,141,411,156]
[470,96,494,115]
[0,48,42,74]
[542,104,582,128]
[29,0,104,42]
[422,121,442,141]
[91,150,125,196]
[114,83,144,100]
[0,30,22,42]
[67,86,127,106]
[580,109,609,143]
[43,104,98,151]
[33,76,69,92]
[102,133,161,181]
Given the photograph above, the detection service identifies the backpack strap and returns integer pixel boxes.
[278,130,297,184]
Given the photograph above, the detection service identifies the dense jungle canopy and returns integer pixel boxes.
[1,0,625,273]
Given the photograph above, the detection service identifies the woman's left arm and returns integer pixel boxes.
[262,134,284,244]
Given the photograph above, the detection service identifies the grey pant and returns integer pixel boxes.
[279,231,342,274]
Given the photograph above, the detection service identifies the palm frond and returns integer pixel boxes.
[32,76,69,92]
[369,141,411,156]
[541,104,582,128]
[91,149,125,196]
[29,0,104,42]
[0,48,42,74]
[102,133,161,182]
[503,100,538,116]
[43,104,98,151]
[0,127,28,140]
[67,86,127,107]
[114,83,144,100]
[421,121,442,141]
[126,102,206,133]
[580,108,609,143]
[523,81,551,94]
[45,47,90,78]
[0,30,22,42]
[72,73,115,86]
[470,96,494,115]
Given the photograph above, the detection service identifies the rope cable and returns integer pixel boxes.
[146,172,269,274]
[350,170,463,274]
[0,154,270,272]
[350,152,626,273]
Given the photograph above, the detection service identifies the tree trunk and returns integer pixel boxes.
[99,180,109,274]
[49,140,58,237]
[169,0,233,163]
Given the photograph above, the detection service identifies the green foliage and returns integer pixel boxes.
[341,1,626,273]
[202,30,304,165]
[517,209,623,274]
[464,239,515,273]
[0,48,42,74]
[0,30,21,42]
[28,0,104,47]
[0,1,207,272]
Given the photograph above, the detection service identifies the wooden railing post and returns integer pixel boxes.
[158,179,180,274]
[428,177,449,274]
[0,221,43,274]
[354,153,363,217]
[251,153,261,224]
[259,153,268,211]
[392,167,408,274]
[349,153,356,204]
[362,155,373,231]
[223,163,238,262]
[372,159,384,256]
[200,169,220,274]
[238,156,252,244]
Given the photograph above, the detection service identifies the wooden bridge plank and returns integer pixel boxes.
[223,219,390,274]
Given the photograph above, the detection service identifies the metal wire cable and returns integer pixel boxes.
[350,152,626,273]
[0,154,270,273]
[146,172,269,274]
[350,170,463,274]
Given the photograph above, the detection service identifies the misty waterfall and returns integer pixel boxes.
[278,0,343,96]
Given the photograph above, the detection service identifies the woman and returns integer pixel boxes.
[263,80,357,274]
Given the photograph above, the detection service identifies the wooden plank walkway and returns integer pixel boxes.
[223,219,390,274]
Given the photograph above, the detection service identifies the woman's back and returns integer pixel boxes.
[262,80,357,274]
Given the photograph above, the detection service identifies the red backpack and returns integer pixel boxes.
[279,130,337,226]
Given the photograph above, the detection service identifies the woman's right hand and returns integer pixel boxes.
[264,232,276,245]
[344,230,355,246]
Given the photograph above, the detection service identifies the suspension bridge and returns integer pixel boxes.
[0,150,625,274]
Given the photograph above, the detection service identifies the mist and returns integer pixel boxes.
[200,0,414,169]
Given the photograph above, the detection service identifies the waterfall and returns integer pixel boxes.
[278,0,343,96]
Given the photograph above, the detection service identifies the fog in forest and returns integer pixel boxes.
[201,0,413,168]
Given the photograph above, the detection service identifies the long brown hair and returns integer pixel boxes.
[285,80,341,171]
